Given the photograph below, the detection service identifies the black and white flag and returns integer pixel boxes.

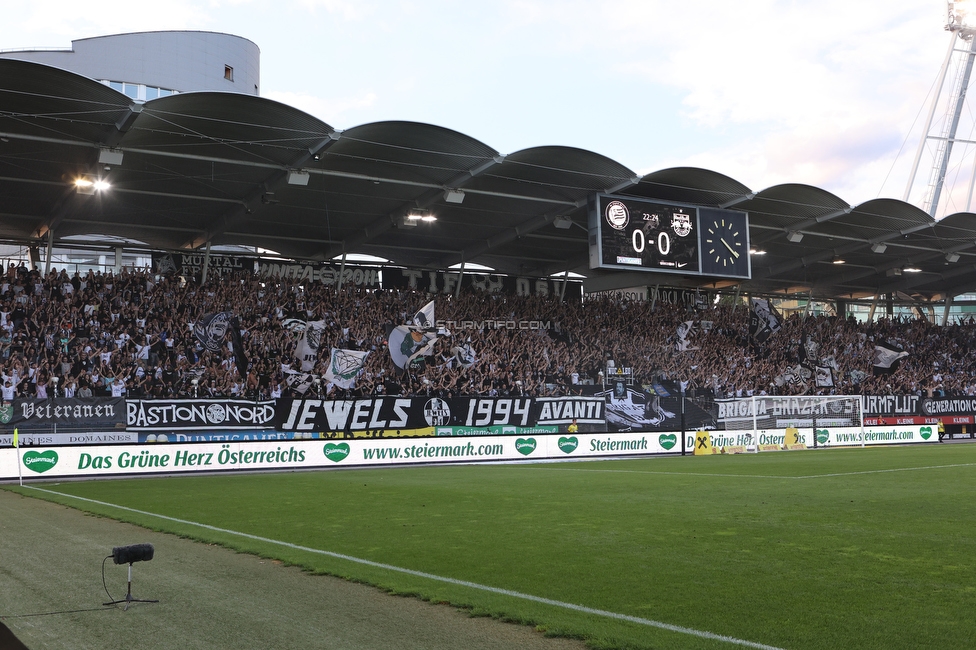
[675,320,699,351]
[815,366,834,387]
[873,340,908,375]
[324,348,369,389]
[749,298,782,343]
[284,319,326,371]
[193,312,234,352]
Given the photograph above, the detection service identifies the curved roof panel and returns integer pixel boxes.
[2,59,976,300]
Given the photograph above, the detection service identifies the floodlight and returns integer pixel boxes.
[832,256,845,264]
[749,248,766,255]
[76,176,110,194]
[553,216,573,229]
[786,231,803,243]
[287,170,310,186]
[444,189,465,204]
[946,252,961,263]
[75,178,95,195]
[404,208,435,223]
[904,266,922,273]
[98,148,124,166]
[871,243,887,253]
[949,1,976,34]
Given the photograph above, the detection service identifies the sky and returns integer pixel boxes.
[0,1,967,214]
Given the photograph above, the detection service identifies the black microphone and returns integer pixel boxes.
[112,543,155,565]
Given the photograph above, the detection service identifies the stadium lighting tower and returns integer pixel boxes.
[904,2,976,218]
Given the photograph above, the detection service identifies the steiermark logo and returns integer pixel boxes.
[816,429,829,444]
[920,426,932,440]
[23,450,58,473]
[515,438,537,456]
[557,436,578,454]
[323,443,350,463]
[659,433,677,450]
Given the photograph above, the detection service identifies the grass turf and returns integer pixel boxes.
[5,444,976,649]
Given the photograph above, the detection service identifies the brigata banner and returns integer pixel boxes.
[274,396,609,435]
[0,431,680,480]
[0,397,124,431]
[126,399,277,430]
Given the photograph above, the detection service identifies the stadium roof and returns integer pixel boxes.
[1,57,975,303]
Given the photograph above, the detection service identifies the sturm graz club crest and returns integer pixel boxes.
[671,211,693,237]
[423,398,451,426]
[206,403,227,424]
[605,200,630,230]
[0,405,11,424]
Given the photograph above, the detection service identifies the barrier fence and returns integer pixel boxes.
[0,393,961,480]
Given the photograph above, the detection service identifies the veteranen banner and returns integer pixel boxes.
[0,397,124,431]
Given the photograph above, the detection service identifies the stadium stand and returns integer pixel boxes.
[0,263,969,402]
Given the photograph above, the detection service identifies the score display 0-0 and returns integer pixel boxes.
[588,194,751,280]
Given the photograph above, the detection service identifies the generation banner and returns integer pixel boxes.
[0,397,125,431]
[125,399,277,430]
[0,430,678,480]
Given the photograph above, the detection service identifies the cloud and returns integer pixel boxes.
[264,90,378,126]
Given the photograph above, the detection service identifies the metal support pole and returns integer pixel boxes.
[905,35,956,201]
[201,241,211,285]
[942,296,954,326]
[336,253,347,291]
[929,36,976,217]
[454,261,465,299]
[44,230,54,276]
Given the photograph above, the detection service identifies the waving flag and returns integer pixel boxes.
[749,298,782,343]
[193,312,233,352]
[387,325,437,371]
[325,348,369,389]
[873,340,908,375]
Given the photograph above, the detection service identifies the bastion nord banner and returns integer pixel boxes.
[126,399,277,430]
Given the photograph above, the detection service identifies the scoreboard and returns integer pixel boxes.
[588,194,751,280]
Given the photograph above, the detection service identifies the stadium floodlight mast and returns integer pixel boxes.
[904,2,976,218]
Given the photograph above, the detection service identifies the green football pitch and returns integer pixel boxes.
[5,443,976,650]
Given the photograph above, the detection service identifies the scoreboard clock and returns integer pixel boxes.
[699,207,750,278]
[588,195,750,280]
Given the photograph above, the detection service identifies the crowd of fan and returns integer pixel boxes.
[0,262,973,403]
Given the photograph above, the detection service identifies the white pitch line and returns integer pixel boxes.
[25,486,784,650]
[793,462,976,479]
[532,462,976,480]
